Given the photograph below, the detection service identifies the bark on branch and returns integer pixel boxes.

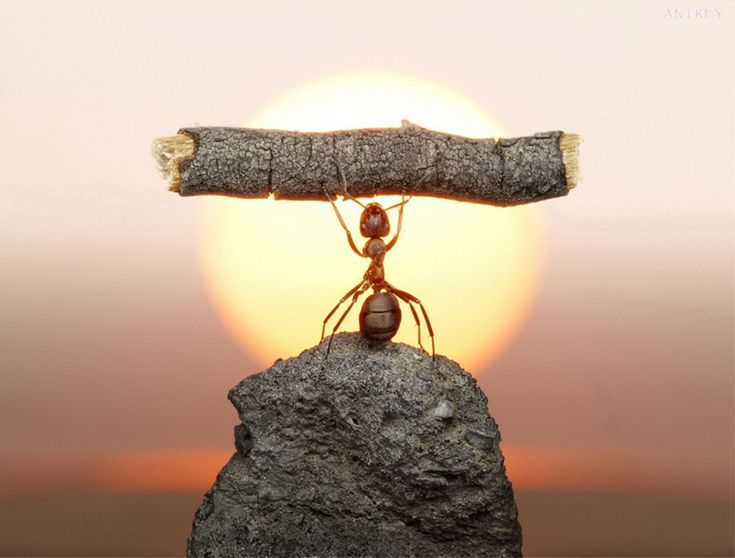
[153,121,579,206]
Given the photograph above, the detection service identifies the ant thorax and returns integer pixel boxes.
[363,237,386,263]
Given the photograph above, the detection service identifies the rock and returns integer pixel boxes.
[187,332,522,557]
[433,399,455,420]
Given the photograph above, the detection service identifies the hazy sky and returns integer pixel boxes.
[1,1,732,555]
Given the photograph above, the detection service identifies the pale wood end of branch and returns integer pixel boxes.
[152,135,195,192]
[560,133,581,189]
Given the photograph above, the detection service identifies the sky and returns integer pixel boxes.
[0,0,733,556]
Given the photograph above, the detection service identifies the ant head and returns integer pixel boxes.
[359,202,390,238]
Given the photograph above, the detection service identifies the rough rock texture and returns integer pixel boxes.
[187,332,522,557]
[175,122,574,207]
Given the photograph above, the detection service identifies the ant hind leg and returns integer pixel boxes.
[325,284,370,359]
[321,280,366,342]
[392,291,426,354]
[386,283,435,361]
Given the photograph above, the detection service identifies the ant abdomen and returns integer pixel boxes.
[359,292,401,344]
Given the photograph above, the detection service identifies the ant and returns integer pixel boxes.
[320,161,435,360]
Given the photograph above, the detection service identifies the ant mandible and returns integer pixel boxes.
[320,161,435,360]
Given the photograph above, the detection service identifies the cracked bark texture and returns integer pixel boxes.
[174,122,574,206]
[187,333,522,558]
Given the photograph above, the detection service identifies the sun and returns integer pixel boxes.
[199,71,545,373]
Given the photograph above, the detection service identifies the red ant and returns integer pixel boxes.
[321,162,435,360]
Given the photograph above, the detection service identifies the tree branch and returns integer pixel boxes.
[153,121,579,206]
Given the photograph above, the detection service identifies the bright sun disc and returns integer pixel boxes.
[199,71,544,373]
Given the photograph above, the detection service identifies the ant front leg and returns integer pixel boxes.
[324,188,363,257]
[385,168,433,251]
[385,194,412,251]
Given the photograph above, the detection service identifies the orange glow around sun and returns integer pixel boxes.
[199,71,544,373]
[71,446,722,497]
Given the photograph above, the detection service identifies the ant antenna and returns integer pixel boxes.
[385,166,434,210]
[335,159,366,209]
[385,194,413,211]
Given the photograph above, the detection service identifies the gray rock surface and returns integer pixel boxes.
[187,332,522,557]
